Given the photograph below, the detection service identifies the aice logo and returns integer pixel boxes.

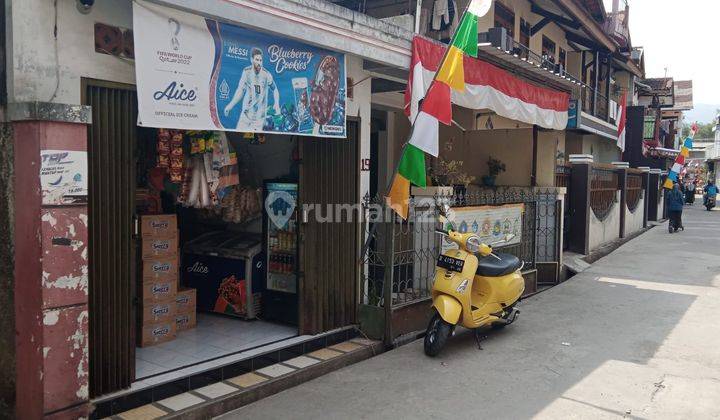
[152,241,170,251]
[153,82,197,102]
[177,315,189,326]
[152,305,170,316]
[152,283,170,294]
[152,263,171,273]
[150,220,169,229]
[153,326,170,336]
[187,261,209,274]
[177,296,189,305]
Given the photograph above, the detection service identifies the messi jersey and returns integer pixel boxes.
[239,66,276,125]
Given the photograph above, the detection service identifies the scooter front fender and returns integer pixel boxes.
[432,295,462,325]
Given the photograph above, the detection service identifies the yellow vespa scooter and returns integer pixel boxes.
[424,214,525,357]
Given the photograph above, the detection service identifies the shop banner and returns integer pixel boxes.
[442,203,524,253]
[134,1,346,138]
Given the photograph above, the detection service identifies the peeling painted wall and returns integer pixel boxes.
[0,124,15,419]
[12,120,90,418]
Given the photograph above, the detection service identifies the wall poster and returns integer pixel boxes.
[40,150,88,205]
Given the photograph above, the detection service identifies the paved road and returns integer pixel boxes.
[219,205,720,419]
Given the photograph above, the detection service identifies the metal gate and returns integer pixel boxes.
[84,80,137,397]
[359,187,561,344]
[298,121,359,335]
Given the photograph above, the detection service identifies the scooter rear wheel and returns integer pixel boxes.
[424,313,452,357]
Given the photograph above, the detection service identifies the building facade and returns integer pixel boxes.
[0,0,677,418]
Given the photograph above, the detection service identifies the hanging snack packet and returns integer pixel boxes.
[157,129,171,168]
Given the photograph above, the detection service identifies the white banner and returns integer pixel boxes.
[443,204,524,253]
[133,1,346,137]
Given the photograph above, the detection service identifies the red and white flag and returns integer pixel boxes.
[616,92,627,152]
[404,37,570,133]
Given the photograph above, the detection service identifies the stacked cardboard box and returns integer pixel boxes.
[175,288,197,331]
[139,215,185,347]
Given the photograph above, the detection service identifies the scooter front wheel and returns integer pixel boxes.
[424,313,452,357]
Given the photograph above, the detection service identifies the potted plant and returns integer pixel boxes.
[427,159,475,197]
[483,156,506,186]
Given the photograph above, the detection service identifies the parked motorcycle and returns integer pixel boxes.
[424,212,525,357]
[706,194,716,211]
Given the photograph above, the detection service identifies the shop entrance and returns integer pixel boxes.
[84,80,360,398]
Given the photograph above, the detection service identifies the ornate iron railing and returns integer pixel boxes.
[360,188,562,309]
[626,173,643,212]
[590,166,619,220]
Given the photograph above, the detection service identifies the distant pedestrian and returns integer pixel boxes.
[667,183,684,233]
[685,180,696,204]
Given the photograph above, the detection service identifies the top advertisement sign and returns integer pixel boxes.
[134,1,347,138]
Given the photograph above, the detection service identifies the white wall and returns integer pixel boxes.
[346,56,372,200]
[565,133,621,164]
[624,194,645,236]
[9,0,135,104]
[588,192,621,251]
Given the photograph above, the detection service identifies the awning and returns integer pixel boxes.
[404,37,569,130]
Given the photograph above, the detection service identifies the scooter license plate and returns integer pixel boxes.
[437,255,465,273]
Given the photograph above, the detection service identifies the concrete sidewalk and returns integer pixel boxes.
[218,205,720,420]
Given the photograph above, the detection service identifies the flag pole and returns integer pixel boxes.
[359,0,481,259]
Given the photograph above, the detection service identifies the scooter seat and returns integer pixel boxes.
[476,253,521,277]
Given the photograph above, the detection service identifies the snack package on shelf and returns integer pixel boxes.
[220,185,261,224]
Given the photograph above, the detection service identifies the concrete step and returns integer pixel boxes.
[107,338,382,419]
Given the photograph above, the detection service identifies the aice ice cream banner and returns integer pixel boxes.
[134,1,346,138]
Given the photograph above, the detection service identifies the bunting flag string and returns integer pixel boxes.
[385,0,492,219]
[663,124,697,189]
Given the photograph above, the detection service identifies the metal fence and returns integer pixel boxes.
[626,173,643,212]
[360,188,562,310]
[590,166,619,220]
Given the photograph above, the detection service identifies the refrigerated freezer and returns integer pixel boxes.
[181,231,263,320]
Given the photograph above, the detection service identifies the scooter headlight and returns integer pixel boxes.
[466,235,481,253]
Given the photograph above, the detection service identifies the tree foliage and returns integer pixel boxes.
[683,122,715,139]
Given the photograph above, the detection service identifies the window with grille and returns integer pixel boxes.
[517,18,531,59]
[494,2,515,37]
[542,36,556,63]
